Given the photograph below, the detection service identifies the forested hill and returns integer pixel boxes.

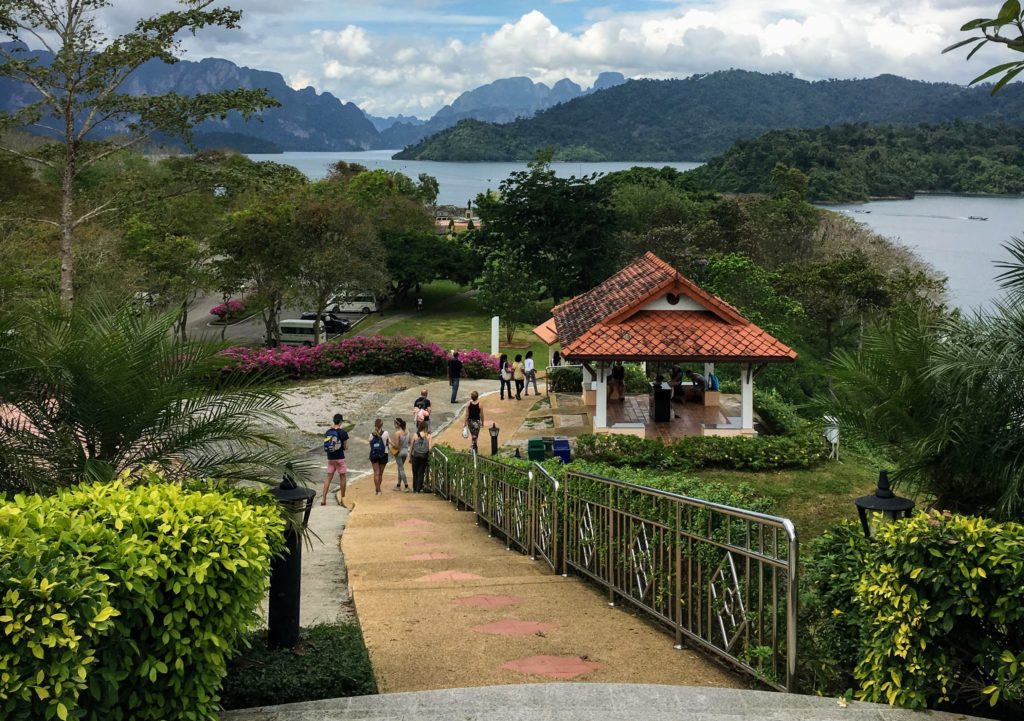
[393,71,1024,162]
[687,123,1024,202]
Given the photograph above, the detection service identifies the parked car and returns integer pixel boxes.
[300,312,351,335]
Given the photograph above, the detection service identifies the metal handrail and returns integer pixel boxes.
[426,448,799,692]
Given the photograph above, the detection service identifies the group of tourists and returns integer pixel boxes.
[497,350,539,400]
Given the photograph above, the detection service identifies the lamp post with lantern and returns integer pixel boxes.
[267,469,317,649]
[854,470,915,539]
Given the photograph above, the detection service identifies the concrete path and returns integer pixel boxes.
[337,419,739,693]
[223,682,990,721]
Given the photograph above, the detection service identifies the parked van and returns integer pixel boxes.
[273,319,326,347]
[327,293,378,314]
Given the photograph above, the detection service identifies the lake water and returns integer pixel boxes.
[246,149,702,207]
[829,196,1024,311]
[249,151,1024,311]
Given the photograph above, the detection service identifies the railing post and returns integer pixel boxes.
[607,482,615,606]
[786,522,799,692]
[561,473,569,577]
[528,469,536,560]
[674,500,683,650]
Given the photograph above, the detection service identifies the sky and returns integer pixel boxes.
[98,1,1008,118]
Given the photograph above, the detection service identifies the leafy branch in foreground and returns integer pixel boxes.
[943,0,1024,93]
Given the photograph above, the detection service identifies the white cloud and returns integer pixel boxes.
[58,1,1015,116]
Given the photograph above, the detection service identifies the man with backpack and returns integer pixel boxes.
[410,420,432,492]
[322,413,350,507]
[413,389,431,431]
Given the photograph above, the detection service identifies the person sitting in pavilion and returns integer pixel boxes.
[685,369,706,403]
[608,361,626,401]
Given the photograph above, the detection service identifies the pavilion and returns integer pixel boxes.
[532,252,797,438]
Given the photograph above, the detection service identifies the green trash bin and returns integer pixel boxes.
[527,437,546,461]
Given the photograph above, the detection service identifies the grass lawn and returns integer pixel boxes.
[691,449,881,540]
[380,281,553,361]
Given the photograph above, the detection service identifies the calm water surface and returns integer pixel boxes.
[246,149,701,206]
[249,151,1024,310]
[829,196,1024,311]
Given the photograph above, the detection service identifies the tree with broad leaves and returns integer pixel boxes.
[0,0,276,303]
[476,249,541,343]
[943,0,1024,93]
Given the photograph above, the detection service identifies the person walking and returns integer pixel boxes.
[410,420,432,493]
[413,388,432,431]
[463,390,484,452]
[391,417,410,491]
[512,354,526,400]
[369,418,390,495]
[322,413,349,507]
[524,350,539,396]
[448,351,463,403]
[498,353,513,400]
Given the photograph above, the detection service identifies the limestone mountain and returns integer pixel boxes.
[394,70,1024,162]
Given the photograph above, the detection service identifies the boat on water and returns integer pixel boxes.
[968,216,989,221]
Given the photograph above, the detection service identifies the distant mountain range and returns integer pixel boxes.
[374,72,626,148]
[0,42,627,153]
[394,71,1024,162]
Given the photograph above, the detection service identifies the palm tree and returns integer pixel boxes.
[0,296,300,494]
[829,236,1024,518]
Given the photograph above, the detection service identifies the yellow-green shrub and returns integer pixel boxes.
[0,479,284,721]
[854,512,1024,711]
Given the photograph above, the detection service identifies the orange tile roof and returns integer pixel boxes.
[532,317,558,345]
[546,252,796,363]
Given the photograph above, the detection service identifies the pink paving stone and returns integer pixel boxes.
[471,619,557,636]
[417,570,482,582]
[396,518,433,527]
[404,541,445,548]
[501,655,604,679]
[451,594,524,608]
[406,552,453,561]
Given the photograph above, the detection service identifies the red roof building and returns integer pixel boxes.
[533,252,797,437]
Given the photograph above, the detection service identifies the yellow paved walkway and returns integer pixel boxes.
[341,396,741,693]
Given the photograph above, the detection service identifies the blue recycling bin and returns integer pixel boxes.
[552,436,571,464]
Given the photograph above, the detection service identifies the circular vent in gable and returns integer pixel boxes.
[666,293,680,305]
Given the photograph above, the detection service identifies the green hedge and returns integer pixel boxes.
[547,366,582,392]
[575,430,826,472]
[0,478,284,721]
[800,516,1024,715]
[221,624,376,709]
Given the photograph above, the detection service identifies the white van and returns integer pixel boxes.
[274,319,327,347]
[327,293,378,314]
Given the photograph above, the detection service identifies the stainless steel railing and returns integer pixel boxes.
[427,448,798,691]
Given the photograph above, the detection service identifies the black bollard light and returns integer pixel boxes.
[267,470,317,649]
[489,422,500,456]
[854,470,915,539]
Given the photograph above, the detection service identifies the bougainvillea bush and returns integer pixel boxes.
[209,299,246,320]
[220,335,498,381]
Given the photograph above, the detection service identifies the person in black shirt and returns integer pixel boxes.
[448,351,463,403]
[463,390,484,451]
[413,389,432,431]
[609,361,626,401]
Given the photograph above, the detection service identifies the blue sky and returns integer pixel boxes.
[102,1,1011,117]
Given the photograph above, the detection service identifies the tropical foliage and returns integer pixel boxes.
[687,123,1024,202]
[0,476,284,721]
[828,237,1024,518]
[0,297,293,494]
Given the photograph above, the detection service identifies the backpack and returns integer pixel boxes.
[415,406,429,424]
[369,433,388,462]
[323,429,343,454]
[500,363,511,381]
[411,433,429,459]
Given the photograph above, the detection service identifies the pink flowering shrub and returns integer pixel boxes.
[210,299,246,319]
[220,335,499,381]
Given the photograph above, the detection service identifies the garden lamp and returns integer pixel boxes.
[267,467,317,649]
[854,470,915,539]
[489,422,499,456]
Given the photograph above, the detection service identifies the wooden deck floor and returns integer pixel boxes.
[605,394,730,440]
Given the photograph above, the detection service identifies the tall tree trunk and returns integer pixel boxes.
[60,150,76,305]
[176,300,189,342]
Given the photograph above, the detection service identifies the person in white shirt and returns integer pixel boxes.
[524,350,539,396]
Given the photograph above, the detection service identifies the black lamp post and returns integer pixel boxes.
[854,470,915,539]
[489,422,500,456]
[267,470,317,649]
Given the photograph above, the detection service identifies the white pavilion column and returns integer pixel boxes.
[703,362,715,379]
[740,362,754,432]
[595,363,609,429]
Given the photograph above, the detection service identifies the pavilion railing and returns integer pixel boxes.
[426,448,798,692]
